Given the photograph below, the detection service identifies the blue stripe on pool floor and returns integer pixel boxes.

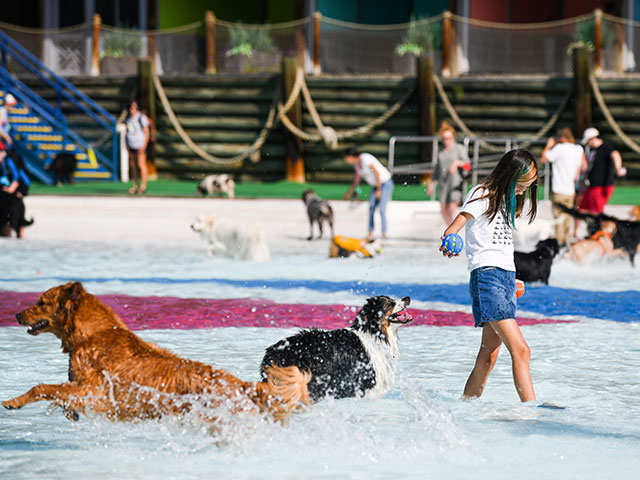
[4,276,639,323]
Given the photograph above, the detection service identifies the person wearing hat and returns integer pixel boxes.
[579,127,626,217]
[0,93,17,150]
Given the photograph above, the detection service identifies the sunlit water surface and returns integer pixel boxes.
[1,238,639,479]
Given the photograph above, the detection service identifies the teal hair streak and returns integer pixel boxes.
[508,178,517,227]
[509,162,534,228]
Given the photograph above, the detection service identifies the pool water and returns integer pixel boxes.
[1,204,640,479]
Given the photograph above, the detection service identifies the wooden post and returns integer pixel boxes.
[205,11,216,74]
[138,57,157,178]
[91,13,101,76]
[417,56,436,183]
[148,0,158,71]
[282,57,305,183]
[573,44,592,140]
[614,21,624,74]
[441,11,452,78]
[593,9,602,75]
[313,12,321,74]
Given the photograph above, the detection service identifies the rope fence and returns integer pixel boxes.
[1,10,640,77]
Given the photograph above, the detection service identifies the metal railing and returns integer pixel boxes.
[388,135,470,200]
[389,134,550,201]
[0,28,118,179]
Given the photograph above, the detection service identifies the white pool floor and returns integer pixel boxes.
[1,195,639,479]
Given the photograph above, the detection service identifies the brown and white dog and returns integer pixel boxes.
[565,219,624,263]
[2,282,310,425]
[197,174,236,199]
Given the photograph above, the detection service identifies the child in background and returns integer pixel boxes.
[440,149,538,402]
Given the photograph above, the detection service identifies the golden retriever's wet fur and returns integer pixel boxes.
[2,282,310,424]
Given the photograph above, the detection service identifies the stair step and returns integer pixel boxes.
[14,125,53,133]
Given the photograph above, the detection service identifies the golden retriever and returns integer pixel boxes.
[2,282,310,425]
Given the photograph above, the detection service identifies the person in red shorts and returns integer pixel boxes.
[579,128,627,214]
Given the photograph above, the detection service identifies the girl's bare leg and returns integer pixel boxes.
[463,323,502,399]
[489,318,536,402]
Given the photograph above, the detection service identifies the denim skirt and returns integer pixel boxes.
[469,266,517,327]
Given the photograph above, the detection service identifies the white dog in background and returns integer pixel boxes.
[191,214,270,262]
[196,174,236,198]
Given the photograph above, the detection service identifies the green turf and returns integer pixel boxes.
[29,179,639,204]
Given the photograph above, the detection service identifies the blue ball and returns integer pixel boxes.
[442,233,464,255]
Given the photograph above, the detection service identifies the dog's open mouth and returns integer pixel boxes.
[26,319,49,335]
[389,309,413,324]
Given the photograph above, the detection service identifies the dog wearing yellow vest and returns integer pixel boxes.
[329,235,382,258]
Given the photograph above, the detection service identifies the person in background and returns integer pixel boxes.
[343,147,394,241]
[0,147,31,237]
[540,127,587,246]
[428,121,470,225]
[440,149,539,403]
[125,101,149,194]
[577,128,627,236]
[0,93,17,150]
[579,128,626,215]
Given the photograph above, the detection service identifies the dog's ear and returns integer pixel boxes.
[352,296,393,338]
[59,282,84,313]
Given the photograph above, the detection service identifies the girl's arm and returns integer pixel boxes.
[440,212,472,257]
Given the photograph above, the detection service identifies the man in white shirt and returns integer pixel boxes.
[540,127,587,245]
[343,148,394,241]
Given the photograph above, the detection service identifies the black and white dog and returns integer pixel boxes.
[302,188,334,240]
[260,295,412,402]
[196,174,236,199]
[514,238,560,285]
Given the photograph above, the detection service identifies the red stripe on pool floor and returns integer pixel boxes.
[0,291,574,330]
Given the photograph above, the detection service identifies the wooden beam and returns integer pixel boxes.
[205,11,216,74]
[91,13,101,76]
[573,44,591,139]
[593,9,602,75]
[282,57,305,183]
[313,12,321,74]
[442,11,452,78]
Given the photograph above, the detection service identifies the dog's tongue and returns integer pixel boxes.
[393,310,413,323]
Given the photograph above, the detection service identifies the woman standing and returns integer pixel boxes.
[428,121,469,224]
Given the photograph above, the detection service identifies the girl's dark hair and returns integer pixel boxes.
[477,149,538,227]
[343,147,360,157]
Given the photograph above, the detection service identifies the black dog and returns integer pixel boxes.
[557,203,640,265]
[302,188,334,240]
[261,295,412,402]
[0,191,33,238]
[46,152,77,186]
[514,238,560,285]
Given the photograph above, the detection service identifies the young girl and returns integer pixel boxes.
[441,149,538,402]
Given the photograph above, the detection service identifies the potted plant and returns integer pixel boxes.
[396,17,442,58]
[572,17,615,53]
[224,22,278,73]
[100,28,143,75]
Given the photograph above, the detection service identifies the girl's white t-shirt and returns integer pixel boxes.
[460,185,515,272]
[356,153,392,186]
